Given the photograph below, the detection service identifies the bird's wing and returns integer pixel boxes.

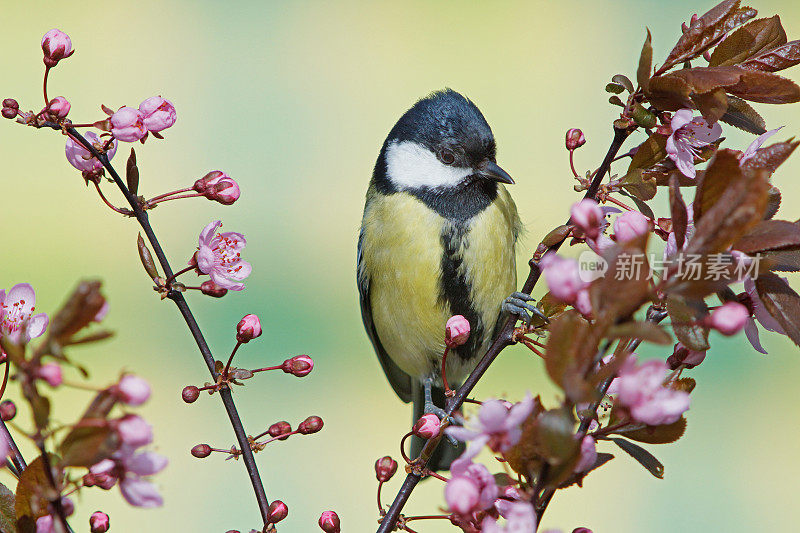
[357,227,413,403]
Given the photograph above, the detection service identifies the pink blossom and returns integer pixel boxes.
[666,109,722,178]
[743,276,787,354]
[119,476,163,508]
[110,106,147,142]
[35,515,55,533]
[611,357,690,426]
[115,414,153,448]
[571,199,604,240]
[412,413,441,439]
[90,511,110,533]
[445,315,471,347]
[46,96,70,119]
[90,448,167,508]
[0,283,49,343]
[446,395,535,458]
[37,363,62,387]
[65,131,118,173]
[539,253,588,304]
[138,96,177,132]
[116,374,151,406]
[445,476,480,515]
[196,221,252,291]
[236,314,262,343]
[574,288,592,318]
[446,459,498,515]
[663,204,695,260]
[41,29,73,67]
[574,435,597,473]
[482,501,537,532]
[708,302,749,336]
[740,127,783,165]
[587,234,615,254]
[613,211,650,242]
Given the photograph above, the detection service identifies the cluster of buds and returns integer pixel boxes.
[191,415,323,459]
[1,98,18,119]
[104,96,177,143]
[194,171,241,205]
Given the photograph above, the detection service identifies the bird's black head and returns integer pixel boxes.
[376,89,514,194]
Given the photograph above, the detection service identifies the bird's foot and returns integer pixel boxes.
[502,291,548,327]
[422,402,459,446]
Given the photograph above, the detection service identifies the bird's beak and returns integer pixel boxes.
[482,161,515,184]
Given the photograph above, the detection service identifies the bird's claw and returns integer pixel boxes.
[502,291,548,326]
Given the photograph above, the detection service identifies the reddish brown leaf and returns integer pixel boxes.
[742,39,800,72]
[661,0,757,71]
[15,455,57,523]
[667,295,710,351]
[733,220,800,253]
[708,15,787,67]
[621,169,657,201]
[726,69,800,103]
[669,175,688,250]
[610,437,664,478]
[691,87,729,123]
[667,66,743,94]
[764,186,781,219]
[628,134,668,171]
[638,28,653,90]
[608,321,672,345]
[741,139,800,173]
[616,416,687,444]
[754,271,800,347]
[761,248,800,272]
[646,74,693,111]
[694,149,743,224]
[720,95,767,134]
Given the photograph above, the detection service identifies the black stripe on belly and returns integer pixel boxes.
[439,223,483,361]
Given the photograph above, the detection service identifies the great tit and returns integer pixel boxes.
[357,89,539,470]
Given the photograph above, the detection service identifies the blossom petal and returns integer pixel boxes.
[744,318,768,354]
[686,119,722,143]
[670,150,697,179]
[25,313,49,341]
[120,477,163,508]
[505,394,535,428]
[198,220,222,247]
[445,426,480,442]
[209,273,244,291]
[741,127,783,162]
[222,260,252,281]
[670,109,693,131]
[7,283,36,314]
[126,451,168,476]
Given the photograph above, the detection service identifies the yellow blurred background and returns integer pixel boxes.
[2,1,800,531]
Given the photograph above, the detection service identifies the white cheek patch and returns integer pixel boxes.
[385,140,472,190]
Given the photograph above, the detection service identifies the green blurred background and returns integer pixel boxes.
[2,1,800,531]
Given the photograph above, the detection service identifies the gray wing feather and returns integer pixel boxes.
[357,227,413,403]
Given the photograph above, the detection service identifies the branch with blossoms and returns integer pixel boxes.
[370,1,800,532]
[1,29,332,533]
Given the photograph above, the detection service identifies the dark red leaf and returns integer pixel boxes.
[733,220,800,253]
[742,39,800,72]
[754,271,800,347]
[708,15,787,67]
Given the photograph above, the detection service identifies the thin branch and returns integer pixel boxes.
[377,125,633,533]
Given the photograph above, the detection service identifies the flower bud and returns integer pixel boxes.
[37,363,63,387]
[667,343,706,369]
[565,128,586,150]
[0,400,16,421]
[90,511,110,533]
[193,171,225,193]
[374,456,398,482]
[573,529,593,533]
[298,415,323,435]
[114,414,153,448]
[281,355,314,377]
[138,96,177,133]
[318,511,340,533]
[445,476,480,515]
[268,421,292,441]
[412,413,441,439]
[84,471,117,490]
[110,106,147,142]
[613,210,650,242]
[210,177,241,205]
[115,374,151,406]
[445,315,470,347]
[200,280,228,298]
[191,444,212,458]
[570,199,604,240]
[41,29,74,67]
[182,385,200,403]
[65,131,117,173]
[236,314,262,343]
[47,96,71,119]
[267,500,288,523]
[2,99,18,110]
[1,107,17,119]
[707,302,749,336]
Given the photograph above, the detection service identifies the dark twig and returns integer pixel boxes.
[38,122,272,527]
[377,125,633,533]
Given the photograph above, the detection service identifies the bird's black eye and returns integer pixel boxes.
[438,148,455,165]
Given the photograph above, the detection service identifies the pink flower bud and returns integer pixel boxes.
[182,385,200,403]
[90,511,110,533]
[667,343,706,369]
[298,415,324,435]
[83,471,117,491]
[570,199,604,240]
[110,106,147,142]
[191,444,212,458]
[267,500,288,523]
[193,171,225,193]
[1,107,17,119]
[37,363,62,387]
[138,96,176,133]
[210,177,241,205]
[565,128,586,150]
[613,211,650,242]
[412,413,441,439]
[574,436,597,473]
[200,280,228,298]
[540,253,586,303]
[115,414,153,448]
[318,511,340,533]
[445,476,480,515]
[445,315,470,347]
[236,314,262,343]
[282,355,314,377]
[41,29,74,67]
[268,421,292,440]
[46,96,71,119]
[707,302,749,336]
[65,131,117,173]
[3,99,18,110]
[573,528,593,533]
[374,456,398,482]
[0,400,16,421]
[115,374,151,406]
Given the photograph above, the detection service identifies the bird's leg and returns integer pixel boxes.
[421,375,459,446]
[502,291,548,327]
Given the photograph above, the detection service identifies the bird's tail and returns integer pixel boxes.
[411,383,465,472]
